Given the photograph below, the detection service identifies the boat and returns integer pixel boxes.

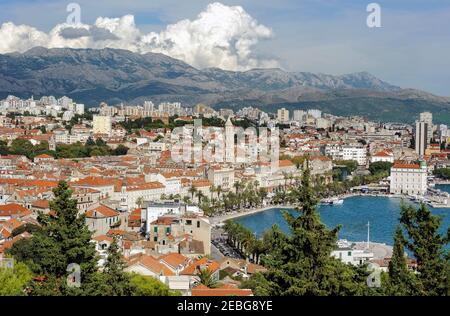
[320,197,344,206]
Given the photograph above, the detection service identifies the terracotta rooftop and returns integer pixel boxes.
[85,205,119,218]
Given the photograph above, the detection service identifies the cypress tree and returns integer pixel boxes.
[103,238,134,296]
[387,226,416,295]
[399,203,449,296]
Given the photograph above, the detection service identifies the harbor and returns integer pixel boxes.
[233,194,450,248]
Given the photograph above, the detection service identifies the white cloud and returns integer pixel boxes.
[0,2,278,71]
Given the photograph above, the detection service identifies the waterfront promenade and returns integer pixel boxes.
[210,192,403,224]
[210,204,296,224]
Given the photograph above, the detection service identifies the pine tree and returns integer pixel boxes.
[254,168,369,296]
[399,203,449,296]
[387,226,416,295]
[103,238,134,296]
[9,181,98,295]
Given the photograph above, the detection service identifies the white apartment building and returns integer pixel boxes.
[117,182,166,211]
[277,108,290,123]
[155,173,182,196]
[93,115,112,135]
[141,202,203,235]
[308,109,322,119]
[75,103,85,115]
[293,110,306,122]
[389,161,428,196]
[331,246,374,266]
[324,144,367,165]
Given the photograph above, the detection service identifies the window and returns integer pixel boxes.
[348,251,352,256]
[154,237,157,242]
[154,226,158,233]
[197,221,200,228]
[166,227,171,234]
[186,220,192,225]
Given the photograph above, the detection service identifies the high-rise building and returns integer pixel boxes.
[225,117,235,163]
[293,110,306,122]
[75,103,85,115]
[93,115,112,135]
[308,109,322,119]
[419,112,433,144]
[277,108,289,123]
[415,121,428,157]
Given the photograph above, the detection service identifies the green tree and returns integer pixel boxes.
[102,238,134,296]
[0,140,9,155]
[251,168,370,296]
[8,181,98,295]
[0,260,33,296]
[9,139,34,158]
[369,161,393,176]
[196,268,218,288]
[387,226,416,295]
[85,137,96,147]
[112,144,129,156]
[129,273,178,296]
[335,160,358,174]
[433,168,450,180]
[399,203,449,296]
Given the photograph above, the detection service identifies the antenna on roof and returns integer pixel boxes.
[366,221,370,249]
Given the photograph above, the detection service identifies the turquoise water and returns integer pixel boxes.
[236,186,450,247]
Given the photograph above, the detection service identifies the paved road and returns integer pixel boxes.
[210,244,224,261]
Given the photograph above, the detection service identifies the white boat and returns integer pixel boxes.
[320,197,344,206]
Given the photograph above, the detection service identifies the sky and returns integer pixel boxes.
[0,0,449,96]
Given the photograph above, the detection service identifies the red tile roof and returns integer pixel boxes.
[0,203,31,217]
[85,205,119,218]
[160,253,191,269]
[181,257,220,275]
[392,163,420,169]
[127,255,175,276]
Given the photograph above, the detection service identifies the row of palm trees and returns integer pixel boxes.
[186,180,270,216]
[222,220,268,264]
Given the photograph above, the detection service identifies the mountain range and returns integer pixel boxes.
[1,47,449,124]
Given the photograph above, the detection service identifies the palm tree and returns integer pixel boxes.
[195,190,205,205]
[258,188,268,206]
[136,196,144,208]
[241,229,256,257]
[196,268,217,288]
[216,185,223,200]
[188,185,197,201]
[210,185,217,201]
[224,220,238,248]
[182,196,191,204]
[233,181,242,195]
[282,172,289,189]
